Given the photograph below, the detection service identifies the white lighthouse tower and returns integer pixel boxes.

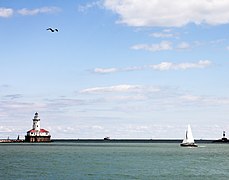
[33,112,40,132]
[25,112,51,142]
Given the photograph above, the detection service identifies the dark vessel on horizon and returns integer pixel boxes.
[104,137,110,140]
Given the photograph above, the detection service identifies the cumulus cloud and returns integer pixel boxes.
[131,41,172,52]
[0,8,13,17]
[18,7,61,16]
[103,0,229,27]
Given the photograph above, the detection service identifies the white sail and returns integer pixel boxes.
[182,131,188,144]
[182,124,195,144]
[180,124,197,147]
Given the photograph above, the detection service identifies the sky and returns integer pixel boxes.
[0,0,229,139]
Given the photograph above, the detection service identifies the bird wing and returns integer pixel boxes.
[47,28,55,32]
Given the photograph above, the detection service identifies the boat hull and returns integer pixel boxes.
[180,143,198,147]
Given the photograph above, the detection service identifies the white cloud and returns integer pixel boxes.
[18,7,61,16]
[91,125,104,130]
[3,94,23,100]
[180,95,201,101]
[150,32,175,38]
[80,84,161,104]
[93,60,211,74]
[131,41,172,52]
[106,95,147,101]
[151,62,173,71]
[79,84,229,115]
[0,8,13,17]
[151,60,211,71]
[94,66,148,74]
[78,1,103,12]
[210,39,225,45]
[80,84,144,93]
[163,29,172,33]
[94,67,118,74]
[177,42,190,49]
[103,0,229,27]
[1,102,46,112]
[0,126,15,133]
[131,41,193,52]
[179,94,229,106]
[93,66,145,74]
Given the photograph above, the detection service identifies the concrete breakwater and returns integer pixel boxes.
[0,139,23,143]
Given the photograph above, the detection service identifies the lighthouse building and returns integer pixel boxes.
[25,112,51,142]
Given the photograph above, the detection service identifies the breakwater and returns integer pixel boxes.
[52,139,214,143]
[0,138,225,144]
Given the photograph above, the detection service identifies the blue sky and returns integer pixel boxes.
[1,0,229,139]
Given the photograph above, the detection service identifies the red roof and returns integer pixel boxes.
[27,128,49,133]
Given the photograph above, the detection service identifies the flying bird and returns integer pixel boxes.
[46,28,58,32]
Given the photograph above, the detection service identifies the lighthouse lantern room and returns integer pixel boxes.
[25,112,51,142]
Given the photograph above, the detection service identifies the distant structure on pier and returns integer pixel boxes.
[25,112,51,142]
[213,131,229,143]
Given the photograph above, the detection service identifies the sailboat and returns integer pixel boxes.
[180,124,198,147]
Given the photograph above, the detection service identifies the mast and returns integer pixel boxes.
[182,130,188,143]
[182,125,195,144]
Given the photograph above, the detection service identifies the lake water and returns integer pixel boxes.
[0,142,229,180]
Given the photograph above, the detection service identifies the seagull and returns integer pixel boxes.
[46,28,58,32]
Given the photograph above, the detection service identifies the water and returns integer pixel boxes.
[0,142,229,179]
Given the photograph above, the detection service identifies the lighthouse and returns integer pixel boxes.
[33,112,40,131]
[25,112,51,142]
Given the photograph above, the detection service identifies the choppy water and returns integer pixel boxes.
[0,142,229,180]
